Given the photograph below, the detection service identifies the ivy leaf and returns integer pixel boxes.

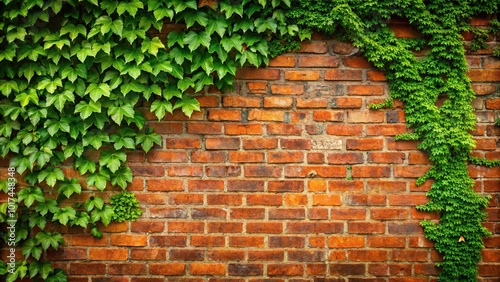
[141,37,165,56]
[74,100,101,120]
[163,85,183,100]
[150,99,173,120]
[167,31,184,48]
[182,11,208,28]
[258,0,267,7]
[110,166,133,189]
[153,8,174,21]
[59,64,87,83]
[44,118,71,136]
[99,150,127,173]
[14,89,38,107]
[221,34,244,53]
[22,238,42,260]
[84,196,105,212]
[17,187,45,208]
[35,198,58,216]
[254,18,277,33]
[28,212,47,229]
[0,79,18,97]
[57,178,82,198]
[107,104,135,125]
[90,225,103,238]
[220,1,243,18]
[169,47,192,65]
[174,95,200,117]
[86,169,110,191]
[177,77,195,92]
[60,23,87,41]
[110,128,136,150]
[233,19,255,33]
[18,62,42,82]
[46,91,75,112]
[184,31,211,52]
[191,53,214,74]
[29,261,54,280]
[206,17,228,37]
[86,83,111,102]
[136,127,162,153]
[95,16,123,36]
[116,0,144,17]
[91,204,114,226]
[35,231,64,251]
[75,156,96,175]
[37,167,64,187]
[52,206,76,225]
[169,0,197,13]
[71,211,90,228]
[193,71,214,92]
[82,131,109,150]
[45,269,67,282]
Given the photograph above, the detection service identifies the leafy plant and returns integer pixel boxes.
[110,191,143,222]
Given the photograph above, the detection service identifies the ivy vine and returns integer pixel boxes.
[0,0,498,281]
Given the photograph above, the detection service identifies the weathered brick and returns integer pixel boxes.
[298,56,339,67]
[244,165,282,178]
[269,208,306,219]
[248,110,285,121]
[285,70,321,81]
[267,124,303,135]
[229,236,265,247]
[229,152,265,163]
[247,222,283,234]
[348,222,385,234]
[271,84,305,95]
[228,263,264,275]
[346,139,384,150]
[313,110,344,122]
[467,69,500,81]
[149,263,186,275]
[206,137,240,150]
[236,68,280,80]
[208,109,242,121]
[298,42,328,53]
[343,56,372,68]
[348,250,388,261]
[367,236,406,248]
[264,97,294,108]
[225,124,263,135]
[208,222,244,233]
[328,236,365,248]
[326,124,363,136]
[227,180,265,192]
[89,248,128,261]
[267,264,304,276]
[166,138,202,149]
[223,96,261,107]
[269,55,296,67]
[147,151,188,163]
[191,151,226,163]
[325,69,363,81]
[190,263,226,275]
[187,123,223,134]
[347,85,385,96]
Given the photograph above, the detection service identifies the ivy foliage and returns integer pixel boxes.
[282,0,499,281]
[0,0,298,281]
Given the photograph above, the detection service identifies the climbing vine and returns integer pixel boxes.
[0,0,498,281]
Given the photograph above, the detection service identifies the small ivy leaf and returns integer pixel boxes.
[71,211,90,228]
[182,11,208,29]
[174,95,200,117]
[136,128,162,153]
[167,31,185,48]
[74,100,102,120]
[184,31,211,52]
[150,99,173,120]
[153,7,174,21]
[90,225,103,239]
[84,196,105,212]
[86,169,110,191]
[258,0,267,7]
[22,238,42,260]
[206,17,228,37]
[107,104,135,125]
[110,166,133,189]
[99,150,127,174]
[169,0,197,13]
[220,1,243,18]
[37,167,65,187]
[192,71,214,92]
[46,90,75,112]
[110,128,136,150]
[14,89,39,108]
[85,83,111,102]
[52,206,77,225]
[18,187,45,208]
[35,198,58,216]
[141,37,165,56]
[177,77,195,92]
[221,34,244,53]
[57,178,82,198]
[28,211,47,229]
[91,204,114,226]
[116,0,144,17]
[35,231,64,251]
[45,268,67,282]
[0,79,19,97]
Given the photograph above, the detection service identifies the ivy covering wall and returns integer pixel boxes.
[0,0,498,281]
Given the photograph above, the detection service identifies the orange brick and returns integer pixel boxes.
[325,69,363,81]
[328,236,365,248]
[298,56,339,67]
[269,55,296,67]
[347,85,385,95]
[285,70,321,81]
[208,109,242,121]
[190,263,226,275]
[271,84,305,95]
[236,68,280,80]
[248,110,285,121]
[264,97,294,108]
[223,96,261,107]
[89,248,128,261]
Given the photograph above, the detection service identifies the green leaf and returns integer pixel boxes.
[167,31,185,48]
[29,261,54,280]
[0,80,19,97]
[233,19,254,33]
[193,71,214,92]
[108,104,135,125]
[75,156,96,174]
[182,11,208,28]
[141,37,165,56]
[95,16,123,36]
[169,47,192,65]
[60,23,87,41]
[18,62,42,82]
[191,53,214,74]
[110,166,133,189]
[45,269,67,282]
[174,95,200,117]
[254,18,277,33]
[52,206,76,225]
[37,167,64,187]
[35,231,64,251]
[14,89,38,107]
[90,225,103,238]
[184,31,211,52]
[57,178,82,198]
[153,7,174,21]
[220,2,243,18]
[28,212,47,229]
[221,34,244,53]
[110,128,136,150]
[117,0,144,17]
[71,211,90,228]
[150,99,173,120]
[36,198,58,216]
[59,64,87,83]
[44,119,71,136]
[136,127,162,153]
[74,100,101,120]
[99,150,127,173]
[169,0,197,13]
[17,187,45,208]
[91,204,114,226]
[22,239,42,260]
[84,196,105,212]
[46,90,75,112]
[177,77,195,92]
[206,17,228,37]
[82,131,109,150]
[86,169,110,191]
[86,83,111,102]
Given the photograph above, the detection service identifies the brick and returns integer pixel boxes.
[69,234,108,246]
[206,137,240,150]
[269,208,305,219]
[330,208,366,220]
[208,109,242,121]
[149,122,183,134]
[309,207,329,220]
[89,248,128,261]
[482,250,500,262]
[236,68,280,80]
[285,70,320,81]
[367,236,406,248]
[169,221,204,233]
[296,98,329,108]
[343,56,372,68]
[371,208,408,220]
[134,193,167,205]
[191,151,226,163]
[247,82,267,94]
[346,194,386,206]
[269,152,304,163]
[348,222,385,234]
[191,208,227,219]
[47,248,86,260]
[326,124,363,136]
[312,195,342,206]
[197,96,219,107]
[166,138,202,149]
[229,152,265,163]
[208,222,244,233]
[225,124,263,135]
[267,124,303,135]
[349,250,387,261]
[267,264,304,276]
[391,250,429,262]
[286,222,343,234]
[309,237,326,248]
[298,42,328,53]
[147,179,183,192]
[223,96,261,107]
[244,165,282,178]
[188,180,224,191]
[149,235,186,247]
[307,152,325,164]
[131,248,166,260]
[228,180,265,192]
[330,264,366,275]
[271,84,305,95]
[70,263,107,275]
[298,56,339,67]
[281,138,312,150]
[367,71,387,81]
[248,110,285,121]
[228,263,264,276]
[388,24,420,38]
[367,124,407,135]
[346,139,384,150]
[169,193,204,205]
[288,250,326,262]
[348,111,385,123]
[147,151,188,163]
[368,263,411,276]
[190,235,225,247]
[207,194,243,206]
[246,194,283,206]
[243,138,278,149]
[264,97,294,108]
[325,69,363,81]
[328,236,365,248]
[170,249,204,261]
[230,208,265,219]
[247,222,283,234]
[248,250,285,261]
[368,152,406,164]
[306,264,328,275]
[472,84,496,95]
[229,236,265,247]
[168,166,204,177]
[149,263,186,275]
[467,70,500,81]
[388,222,423,235]
[285,166,347,178]
[352,166,391,178]
[187,122,226,134]
[206,165,241,177]
[110,234,147,246]
[347,85,385,96]
[190,263,226,275]
[328,180,365,192]
[269,55,296,67]
[389,194,428,206]
[333,97,363,108]
[313,110,344,122]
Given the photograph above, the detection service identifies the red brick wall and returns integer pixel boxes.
[5,21,500,282]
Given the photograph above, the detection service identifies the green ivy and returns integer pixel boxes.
[110,191,143,222]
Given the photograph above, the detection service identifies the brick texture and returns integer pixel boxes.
[3,18,498,282]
